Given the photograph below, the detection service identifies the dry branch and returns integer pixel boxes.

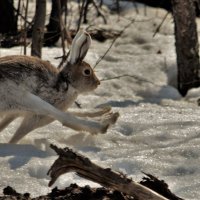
[91,0,107,24]
[153,11,169,37]
[48,144,168,200]
[93,18,136,69]
[23,0,29,55]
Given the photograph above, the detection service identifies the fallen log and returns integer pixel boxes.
[48,144,168,200]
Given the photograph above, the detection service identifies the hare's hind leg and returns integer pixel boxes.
[9,115,36,144]
[9,115,53,144]
[0,114,18,132]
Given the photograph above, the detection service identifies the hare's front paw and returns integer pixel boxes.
[102,112,119,125]
[100,112,119,134]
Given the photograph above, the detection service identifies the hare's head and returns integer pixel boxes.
[60,31,100,93]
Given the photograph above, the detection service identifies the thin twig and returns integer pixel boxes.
[99,0,103,7]
[153,12,169,38]
[100,67,200,90]
[116,0,120,18]
[119,15,153,23]
[68,1,73,29]
[24,0,29,55]
[16,0,22,26]
[58,0,66,55]
[77,0,86,32]
[93,17,136,69]
[75,101,82,108]
[133,1,139,14]
[64,0,68,27]
[100,74,155,85]
[83,0,90,24]
[91,0,107,24]
[57,0,67,69]
[9,0,32,26]
[63,2,72,46]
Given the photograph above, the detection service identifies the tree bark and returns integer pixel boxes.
[0,0,17,35]
[44,0,67,46]
[172,0,200,96]
[31,0,46,58]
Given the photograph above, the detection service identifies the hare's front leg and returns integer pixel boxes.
[70,106,112,118]
[17,91,112,134]
[9,109,119,143]
[70,107,119,131]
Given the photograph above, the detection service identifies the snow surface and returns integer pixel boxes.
[0,4,200,200]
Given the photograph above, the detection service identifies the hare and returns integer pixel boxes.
[0,30,119,144]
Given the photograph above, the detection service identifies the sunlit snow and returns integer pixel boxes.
[0,4,200,200]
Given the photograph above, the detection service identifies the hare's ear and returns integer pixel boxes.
[68,30,91,65]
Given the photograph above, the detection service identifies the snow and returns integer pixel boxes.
[0,4,200,200]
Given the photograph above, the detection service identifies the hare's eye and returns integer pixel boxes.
[83,68,91,76]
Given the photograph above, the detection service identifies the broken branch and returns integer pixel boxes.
[48,144,168,200]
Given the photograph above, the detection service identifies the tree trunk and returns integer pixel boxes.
[0,0,17,35]
[172,0,200,96]
[31,0,46,58]
[44,0,67,46]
